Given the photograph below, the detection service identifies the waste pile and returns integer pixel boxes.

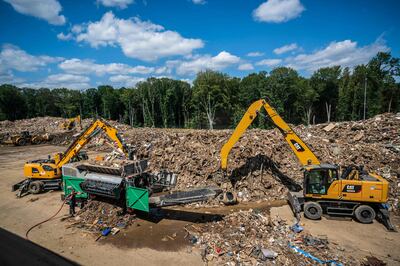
[119,113,399,212]
[1,113,399,210]
[68,200,135,233]
[0,116,77,145]
[184,208,354,265]
[0,116,66,134]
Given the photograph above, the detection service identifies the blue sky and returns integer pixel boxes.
[0,0,399,89]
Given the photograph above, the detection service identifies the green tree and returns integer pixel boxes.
[192,70,234,129]
[266,67,304,124]
[310,66,341,123]
[0,84,27,120]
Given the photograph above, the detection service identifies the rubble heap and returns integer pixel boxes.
[119,113,400,211]
[1,113,399,210]
[69,200,135,232]
[0,116,77,145]
[185,208,354,265]
[0,116,66,134]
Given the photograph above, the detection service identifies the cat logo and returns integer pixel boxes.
[290,140,305,152]
[342,184,362,193]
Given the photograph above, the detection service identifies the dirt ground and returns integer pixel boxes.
[0,144,399,265]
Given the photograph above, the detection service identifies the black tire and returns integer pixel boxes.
[354,205,376,224]
[304,202,323,220]
[16,138,27,146]
[31,138,41,145]
[28,181,43,194]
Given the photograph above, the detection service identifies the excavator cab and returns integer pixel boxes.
[303,164,338,195]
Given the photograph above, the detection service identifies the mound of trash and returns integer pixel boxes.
[185,208,354,265]
[1,113,399,211]
[68,200,135,233]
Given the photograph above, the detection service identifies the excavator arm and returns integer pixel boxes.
[220,99,320,171]
[55,119,132,167]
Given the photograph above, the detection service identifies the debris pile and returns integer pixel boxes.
[0,116,66,134]
[185,208,353,265]
[0,116,77,145]
[121,113,400,210]
[68,200,135,232]
[1,113,399,209]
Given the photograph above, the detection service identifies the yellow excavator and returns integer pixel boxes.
[61,115,82,131]
[221,99,395,231]
[12,118,133,197]
[3,131,51,146]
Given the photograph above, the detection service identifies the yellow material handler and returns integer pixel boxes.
[12,118,133,197]
[61,115,82,131]
[221,99,395,231]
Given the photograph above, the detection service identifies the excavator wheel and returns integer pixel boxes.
[31,137,41,145]
[304,202,323,220]
[16,138,27,146]
[28,181,44,194]
[354,205,376,224]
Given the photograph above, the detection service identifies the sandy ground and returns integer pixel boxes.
[272,205,400,265]
[0,145,202,266]
[0,144,399,265]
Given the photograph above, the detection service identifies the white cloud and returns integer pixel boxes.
[256,58,282,66]
[57,32,73,41]
[63,12,204,61]
[285,39,389,72]
[253,0,305,23]
[4,0,66,25]
[23,74,90,89]
[59,58,154,76]
[247,51,264,57]
[109,75,145,87]
[0,44,63,72]
[97,0,134,9]
[71,25,84,34]
[238,63,254,71]
[192,0,206,4]
[154,66,171,75]
[170,51,241,76]
[0,70,24,84]
[273,43,298,54]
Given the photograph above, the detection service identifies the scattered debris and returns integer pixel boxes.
[362,256,387,266]
[67,201,136,233]
[323,123,336,132]
[184,209,352,264]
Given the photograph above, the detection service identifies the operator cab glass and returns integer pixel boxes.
[304,167,338,195]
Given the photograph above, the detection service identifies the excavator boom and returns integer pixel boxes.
[56,118,132,167]
[220,99,320,171]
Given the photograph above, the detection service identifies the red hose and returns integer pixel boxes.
[25,194,72,240]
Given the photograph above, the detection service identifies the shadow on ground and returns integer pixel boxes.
[228,154,302,192]
[0,227,78,266]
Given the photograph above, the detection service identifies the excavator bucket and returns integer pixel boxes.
[376,205,397,232]
[287,191,304,222]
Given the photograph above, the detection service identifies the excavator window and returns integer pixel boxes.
[42,165,54,171]
[32,167,39,174]
[305,168,338,195]
[305,169,328,195]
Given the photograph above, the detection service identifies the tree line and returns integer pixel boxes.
[0,52,399,129]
